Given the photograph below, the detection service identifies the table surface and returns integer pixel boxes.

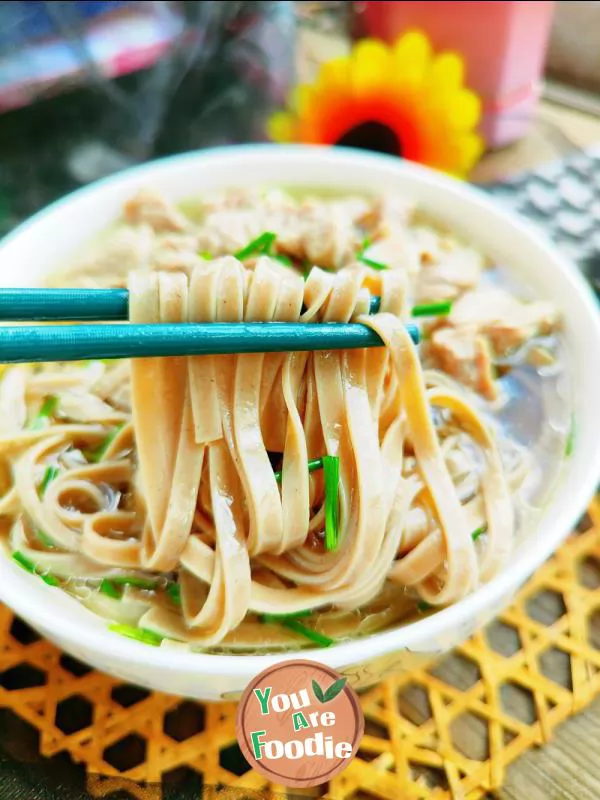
[299,23,600,800]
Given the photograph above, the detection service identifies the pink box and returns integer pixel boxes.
[355,1,556,149]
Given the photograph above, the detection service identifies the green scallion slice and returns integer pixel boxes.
[411,301,453,318]
[86,423,125,463]
[323,455,340,552]
[166,582,181,606]
[274,457,323,483]
[281,619,334,648]
[260,610,312,622]
[260,613,333,647]
[28,396,58,430]
[471,524,488,542]
[39,465,60,497]
[36,530,57,549]
[12,551,60,586]
[358,254,388,271]
[417,600,431,613]
[99,579,122,600]
[272,253,293,267]
[565,415,576,457]
[108,623,164,647]
[199,251,213,260]
[109,575,160,591]
[235,231,277,260]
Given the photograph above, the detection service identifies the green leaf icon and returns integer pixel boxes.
[323,677,347,702]
[312,679,325,703]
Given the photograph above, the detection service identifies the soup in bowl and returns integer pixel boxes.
[0,146,597,700]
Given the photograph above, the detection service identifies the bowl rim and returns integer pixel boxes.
[1,143,599,680]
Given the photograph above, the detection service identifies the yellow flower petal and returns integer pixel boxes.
[392,29,432,87]
[266,112,297,143]
[428,52,465,92]
[318,56,351,93]
[350,38,393,95]
[457,132,485,173]
[447,89,481,130]
[290,85,317,117]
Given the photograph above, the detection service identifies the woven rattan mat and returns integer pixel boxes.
[0,499,598,799]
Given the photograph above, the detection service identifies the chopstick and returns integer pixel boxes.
[0,322,419,364]
[0,289,383,321]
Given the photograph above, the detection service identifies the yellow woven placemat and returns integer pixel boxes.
[0,499,599,800]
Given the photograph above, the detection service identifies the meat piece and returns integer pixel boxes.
[415,245,484,302]
[123,189,189,232]
[363,191,414,238]
[361,235,420,280]
[449,288,559,356]
[299,202,360,269]
[429,327,498,400]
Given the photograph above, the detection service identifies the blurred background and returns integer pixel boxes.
[0,1,599,236]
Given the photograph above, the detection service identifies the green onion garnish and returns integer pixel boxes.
[471,524,488,542]
[39,465,59,497]
[28,396,58,430]
[85,423,125,463]
[417,600,431,613]
[166,582,181,606]
[36,530,57,549]
[99,579,122,600]
[108,624,163,647]
[356,238,388,271]
[323,455,340,552]
[260,612,333,647]
[109,575,160,591]
[261,610,312,622]
[411,301,453,318]
[274,457,323,483]
[12,551,60,586]
[273,253,293,267]
[282,619,334,647]
[358,254,388,271]
[565,415,576,457]
[235,232,277,260]
[199,251,212,260]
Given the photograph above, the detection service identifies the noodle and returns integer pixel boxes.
[0,186,564,652]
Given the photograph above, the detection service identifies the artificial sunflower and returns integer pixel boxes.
[268,30,484,178]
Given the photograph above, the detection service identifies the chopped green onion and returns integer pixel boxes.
[282,619,334,648]
[471,524,488,542]
[272,253,293,267]
[417,600,431,613]
[274,457,323,483]
[85,423,125,463]
[260,613,333,647]
[108,624,163,647]
[166,582,181,606]
[323,455,340,552]
[261,610,312,622]
[39,465,59,497]
[411,301,453,318]
[199,251,213,260]
[358,255,388,271]
[109,575,160,591]
[36,530,57,549]
[565,415,576,457]
[235,232,277,260]
[99,579,122,600]
[12,551,60,586]
[28,396,58,430]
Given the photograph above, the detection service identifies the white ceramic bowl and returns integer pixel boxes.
[0,145,599,701]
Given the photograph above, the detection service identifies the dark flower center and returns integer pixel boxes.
[335,121,402,156]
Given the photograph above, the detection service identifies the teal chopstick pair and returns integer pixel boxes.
[0,288,419,364]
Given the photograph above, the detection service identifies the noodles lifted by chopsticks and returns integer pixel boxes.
[0,186,553,653]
